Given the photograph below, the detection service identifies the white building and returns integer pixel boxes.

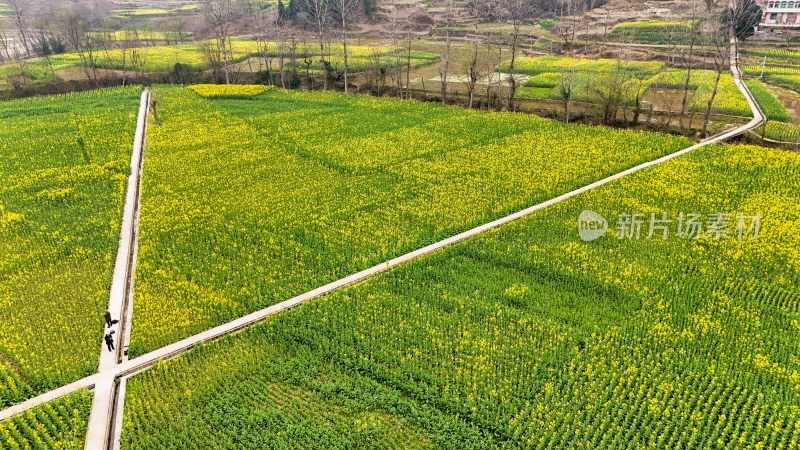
[760,0,800,29]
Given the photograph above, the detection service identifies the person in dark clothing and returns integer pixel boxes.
[105,333,115,352]
[150,100,159,125]
[104,310,113,328]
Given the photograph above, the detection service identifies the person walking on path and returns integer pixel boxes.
[104,310,118,328]
[104,332,115,352]
[150,99,159,125]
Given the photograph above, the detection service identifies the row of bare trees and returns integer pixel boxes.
[198,0,363,89]
[1,0,759,134]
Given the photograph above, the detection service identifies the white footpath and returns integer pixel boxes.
[84,89,150,450]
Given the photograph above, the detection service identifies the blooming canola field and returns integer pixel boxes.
[0,87,140,407]
[122,143,800,448]
[129,85,691,355]
[0,390,92,448]
[5,80,799,449]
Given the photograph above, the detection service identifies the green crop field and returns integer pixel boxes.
[740,50,800,142]
[609,20,699,44]
[88,30,194,43]
[741,47,800,83]
[765,74,800,93]
[503,56,751,117]
[742,48,800,63]
[0,87,140,406]
[745,79,789,122]
[1,0,798,445]
[121,143,800,448]
[500,55,665,76]
[0,390,92,449]
[127,85,690,356]
[111,4,200,18]
[761,120,800,142]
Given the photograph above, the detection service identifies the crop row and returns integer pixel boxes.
[121,143,800,448]
[743,65,800,77]
[760,120,800,142]
[765,73,800,93]
[128,85,690,355]
[746,79,791,122]
[88,30,194,43]
[111,5,200,18]
[188,84,272,99]
[0,390,92,449]
[741,48,800,61]
[501,55,664,77]
[0,87,140,406]
[609,20,698,44]
[611,19,697,33]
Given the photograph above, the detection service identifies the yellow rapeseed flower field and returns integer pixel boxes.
[0,87,140,406]
[128,85,690,356]
[122,143,800,448]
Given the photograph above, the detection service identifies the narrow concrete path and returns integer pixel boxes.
[108,185,142,450]
[83,88,150,450]
[0,50,764,450]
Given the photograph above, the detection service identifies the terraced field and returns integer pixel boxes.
[0,87,140,405]
[740,47,800,142]
[608,20,698,44]
[121,142,800,448]
[501,56,752,118]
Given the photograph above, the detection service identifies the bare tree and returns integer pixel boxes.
[31,28,59,80]
[333,0,360,93]
[701,37,731,137]
[405,28,414,99]
[200,0,239,84]
[464,27,486,109]
[366,47,387,93]
[589,63,633,125]
[8,0,30,57]
[304,0,332,90]
[499,0,533,110]
[289,33,299,87]
[678,6,701,130]
[384,7,410,98]
[469,0,502,19]
[559,70,576,123]
[199,40,224,81]
[438,0,455,104]
[278,30,289,88]
[485,38,504,110]
[0,30,11,62]
[556,0,575,44]
[628,77,646,126]
[54,10,99,84]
